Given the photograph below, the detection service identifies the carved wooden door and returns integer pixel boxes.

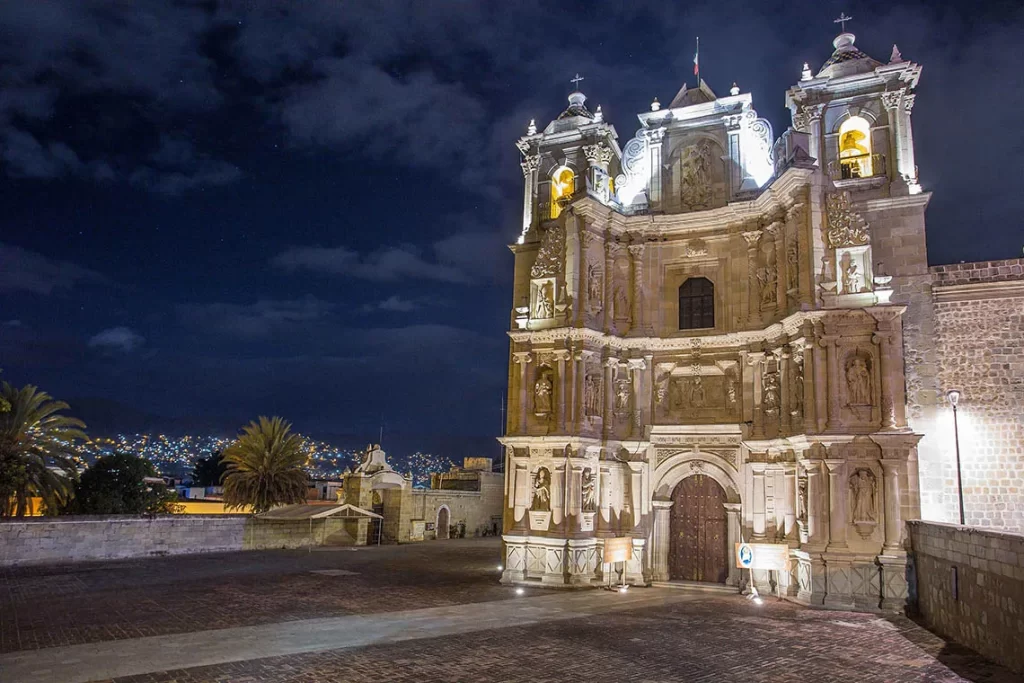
[668,474,728,583]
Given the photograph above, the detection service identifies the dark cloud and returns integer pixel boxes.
[0,243,105,294]
[88,327,145,353]
[271,244,471,284]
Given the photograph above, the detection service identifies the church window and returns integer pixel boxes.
[549,166,575,218]
[679,277,714,330]
[837,116,873,179]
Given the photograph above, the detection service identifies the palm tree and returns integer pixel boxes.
[221,416,309,514]
[0,382,86,517]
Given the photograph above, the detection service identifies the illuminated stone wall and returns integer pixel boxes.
[908,521,1024,674]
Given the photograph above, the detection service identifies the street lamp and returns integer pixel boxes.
[947,389,965,525]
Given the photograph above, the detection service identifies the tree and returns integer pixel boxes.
[0,382,85,517]
[67,453,181,515]
[192,449,227,487]
[222,416,309,514]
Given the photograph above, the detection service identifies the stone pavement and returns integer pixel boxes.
[1,538,1019,683]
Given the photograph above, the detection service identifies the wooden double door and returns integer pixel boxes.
[668,474,728,583]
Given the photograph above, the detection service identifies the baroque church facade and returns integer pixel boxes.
[500,28,933,609]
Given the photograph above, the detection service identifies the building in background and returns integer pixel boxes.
[499,25,1023,607]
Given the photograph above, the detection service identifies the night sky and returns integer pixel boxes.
[1,1,1021,441]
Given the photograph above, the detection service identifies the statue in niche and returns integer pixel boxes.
[689,376,706,407]
[581,469,597,512]
[586,263,603,314]
[614,378,631,413]
[531,468,551,512]
[534,369,553,415]
[757,263,778,308]
[846,357,871,406]
[762,369,780,415]
[583,373,602,417]
[849,468,877,523]
[679,142,713,211]
[612,278,630,321]
[534,281,554,319]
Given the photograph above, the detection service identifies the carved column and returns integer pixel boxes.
[519,153,539,240]
[824,458,848,550]
[652,499,673,581]
[751,461,767,540]
[512,352,532,434]
[783,463,797,541]
[820,335,840,431]
[880,459,902,551]
[553,350,571,433]
[628,243,646,334]
[644,128,666,207]
[743,230,762,323]
[724,502,742,586]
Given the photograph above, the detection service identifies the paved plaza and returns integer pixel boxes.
[1,539,1019,683]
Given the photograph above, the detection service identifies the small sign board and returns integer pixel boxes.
[735,542,790,571]
[603,536,634,564]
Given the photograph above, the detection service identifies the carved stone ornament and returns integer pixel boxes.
[825,191,869,249]
[530,225,565,278]
[679,141,714,211]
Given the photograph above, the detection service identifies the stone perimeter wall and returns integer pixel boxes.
[0,515,360,567]
[908,521,1024,674]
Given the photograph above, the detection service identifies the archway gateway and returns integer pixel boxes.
[668,473,728,583]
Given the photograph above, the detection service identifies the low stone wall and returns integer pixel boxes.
[0,515,357,567]
[908,520,1024,674]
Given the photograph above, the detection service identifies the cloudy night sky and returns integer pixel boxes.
[1,0,1021,441]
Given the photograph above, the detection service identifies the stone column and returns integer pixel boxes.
[628,243,646,334]
[724,503,742,586]
[743,229,762,324]
[783,464,797,541]
[512,352,532,434]
[519,154,539,240]
[553,350,571,434]
[651,500,673,581]
[824,458,848,550]
[751,462,767,540]
[644,128,666,207]
[880,459,902,551]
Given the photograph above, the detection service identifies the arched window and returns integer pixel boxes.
[837,116,873,179]
[550,166,575,218]
[679,277,714,330]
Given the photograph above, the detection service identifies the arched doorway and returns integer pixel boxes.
[436,506,450,540]
[669,473,728,583]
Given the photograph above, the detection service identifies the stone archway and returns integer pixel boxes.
[436,506,450,540]
[668,473,728,583]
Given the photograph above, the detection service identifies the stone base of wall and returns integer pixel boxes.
[0,515,361,567]
[908,520,1024,674]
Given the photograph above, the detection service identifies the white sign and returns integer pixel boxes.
[735,542,790,571]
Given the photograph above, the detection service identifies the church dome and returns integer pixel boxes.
[817,32,881,79]
[557,90,594,120]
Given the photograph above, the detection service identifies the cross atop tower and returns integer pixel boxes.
[834,12,853,32]
[570,73,585,90]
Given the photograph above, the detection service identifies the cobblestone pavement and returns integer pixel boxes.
[0,538,517,653]
[104,595,1021,683]
[3,539,1020,683]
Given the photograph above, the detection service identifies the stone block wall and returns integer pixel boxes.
[0,515,357,567]
[908,521,1024,674]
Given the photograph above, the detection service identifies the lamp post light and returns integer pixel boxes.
[947,389,965,525]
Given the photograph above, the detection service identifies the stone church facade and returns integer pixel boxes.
[499,28,1024,608]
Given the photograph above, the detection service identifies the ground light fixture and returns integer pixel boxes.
[947,389,965,524]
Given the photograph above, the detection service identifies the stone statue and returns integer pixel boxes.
[581,469,597,512]
[531,468,551,512]
[689,376,706,407]
[534,370,553,415]
[583,373,602,417]
[850,469,876,523]
[534,281,554,319]
[846,357,871,405]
